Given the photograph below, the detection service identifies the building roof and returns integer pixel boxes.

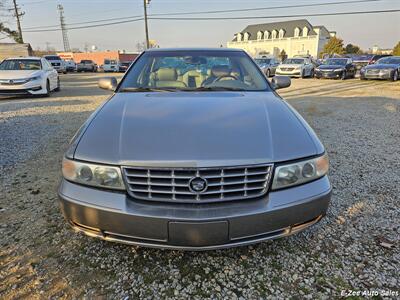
[233,19,319,41]
[146,47,243,52]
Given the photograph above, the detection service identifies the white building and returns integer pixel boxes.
[227,19,336,58]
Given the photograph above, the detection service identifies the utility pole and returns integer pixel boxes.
[12,0,24,43]
[143,0,150,49]
[57,4,71,52]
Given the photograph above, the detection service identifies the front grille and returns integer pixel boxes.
[366,69,380,74]
[280,67,294,71]
[122,164,273,203]
[51,62,60,66]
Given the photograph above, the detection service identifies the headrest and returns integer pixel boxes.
[211,65,231,77]
[156,68,177,81]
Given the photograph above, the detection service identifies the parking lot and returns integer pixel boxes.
[0,74,399,298]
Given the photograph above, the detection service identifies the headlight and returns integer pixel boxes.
[62,158,125,190]
[380,69,391,73]
[295,66,301,70]
[28,75,42,81]
[271,153,329,190]
[315,68,320,72]
[334,68,344,72]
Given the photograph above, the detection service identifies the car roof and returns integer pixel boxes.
[5,56,42,60]
[145,47,244,52]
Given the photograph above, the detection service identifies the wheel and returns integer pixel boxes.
[266,69,271,77]
[310,69,315,78]
[341,71,347,80]
[301,69,305,79]
[43,80,50,97]
[391,70,398,81]
[54,77,60,91]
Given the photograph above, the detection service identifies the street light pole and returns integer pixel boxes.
[143,0,150,49]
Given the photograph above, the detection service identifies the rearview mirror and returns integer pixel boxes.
[271,76,291,90]
[98,77,117,91]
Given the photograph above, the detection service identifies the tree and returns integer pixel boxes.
[345,43,362,54]
[0,23,20,43]
[321,36,345,57]
[279,49,287,62]
[393,41,400,56]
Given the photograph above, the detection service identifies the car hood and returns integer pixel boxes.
[73,92,323,167]
[278,64,302,68]
[0,70,42,79]
[318,65,345,70]
[364,64,398,70]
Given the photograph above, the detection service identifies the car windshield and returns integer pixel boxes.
[81,60,92,63]
[323,59,347,65]
[283,58,304,65]
[45,56,61,61]
[376,57,400,65]
[255,58,271,65]
[119,50,271,91]
[0,59,42,70]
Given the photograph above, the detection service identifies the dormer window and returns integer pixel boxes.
[279,29,285,39]
[271,30,277,39]
[237,33,242,42]
[303,27,309,37]
[294,27,300,37]
[243,32,250,42]
[264,31,269,40]
[257,31,263,40]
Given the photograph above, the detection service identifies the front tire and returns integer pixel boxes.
[43,80,50,97]
[310,69,315,78]
[266,69,271,77]
[301,69,305,79]
[341,71,347,80]
[54,78,61,91]
[391,70,398,81]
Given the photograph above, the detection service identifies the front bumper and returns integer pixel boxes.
[275,70,301,77]
[315,70,342,79]
[0,81,45,95]
[361,70,393,79]
[58,176,331,250]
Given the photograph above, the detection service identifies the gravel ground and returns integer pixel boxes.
[0,74,399,299]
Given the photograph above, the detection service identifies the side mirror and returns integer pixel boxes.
[271,76,291,90]
[98,77,117,91]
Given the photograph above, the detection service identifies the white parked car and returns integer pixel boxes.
[276,57,315,78]
[0,57,59,96]
[102,59,120,72]
[43,55,67,74]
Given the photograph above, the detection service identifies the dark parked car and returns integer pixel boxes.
[118,61,132,72]
[352,54,374,73]
[360,56,400,81]
[254,57,280,77]
[315,58,356,79]
[58,48,331,250]
[368,54,392,65]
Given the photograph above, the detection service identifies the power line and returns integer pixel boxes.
[150,9,400,20]
[23,9,400,33]
[22,0,383,30]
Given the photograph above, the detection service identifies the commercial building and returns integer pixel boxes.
[57,50,139,65]
[0,43,33,61]
[227,19,336,58]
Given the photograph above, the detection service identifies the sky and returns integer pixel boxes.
[2,0,400,52]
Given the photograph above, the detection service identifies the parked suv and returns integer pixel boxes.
[58,48,331,250]
[43,55,67,74]
[76,60,97,72]
[103,59,119,72]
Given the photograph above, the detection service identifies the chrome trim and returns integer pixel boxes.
[122,164,273,203]
[68,215,323,251]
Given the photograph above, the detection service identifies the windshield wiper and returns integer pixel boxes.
[119,87,176,92]
[184,86,246,92]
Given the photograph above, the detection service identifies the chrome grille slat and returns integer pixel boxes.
[122,164,273,203]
